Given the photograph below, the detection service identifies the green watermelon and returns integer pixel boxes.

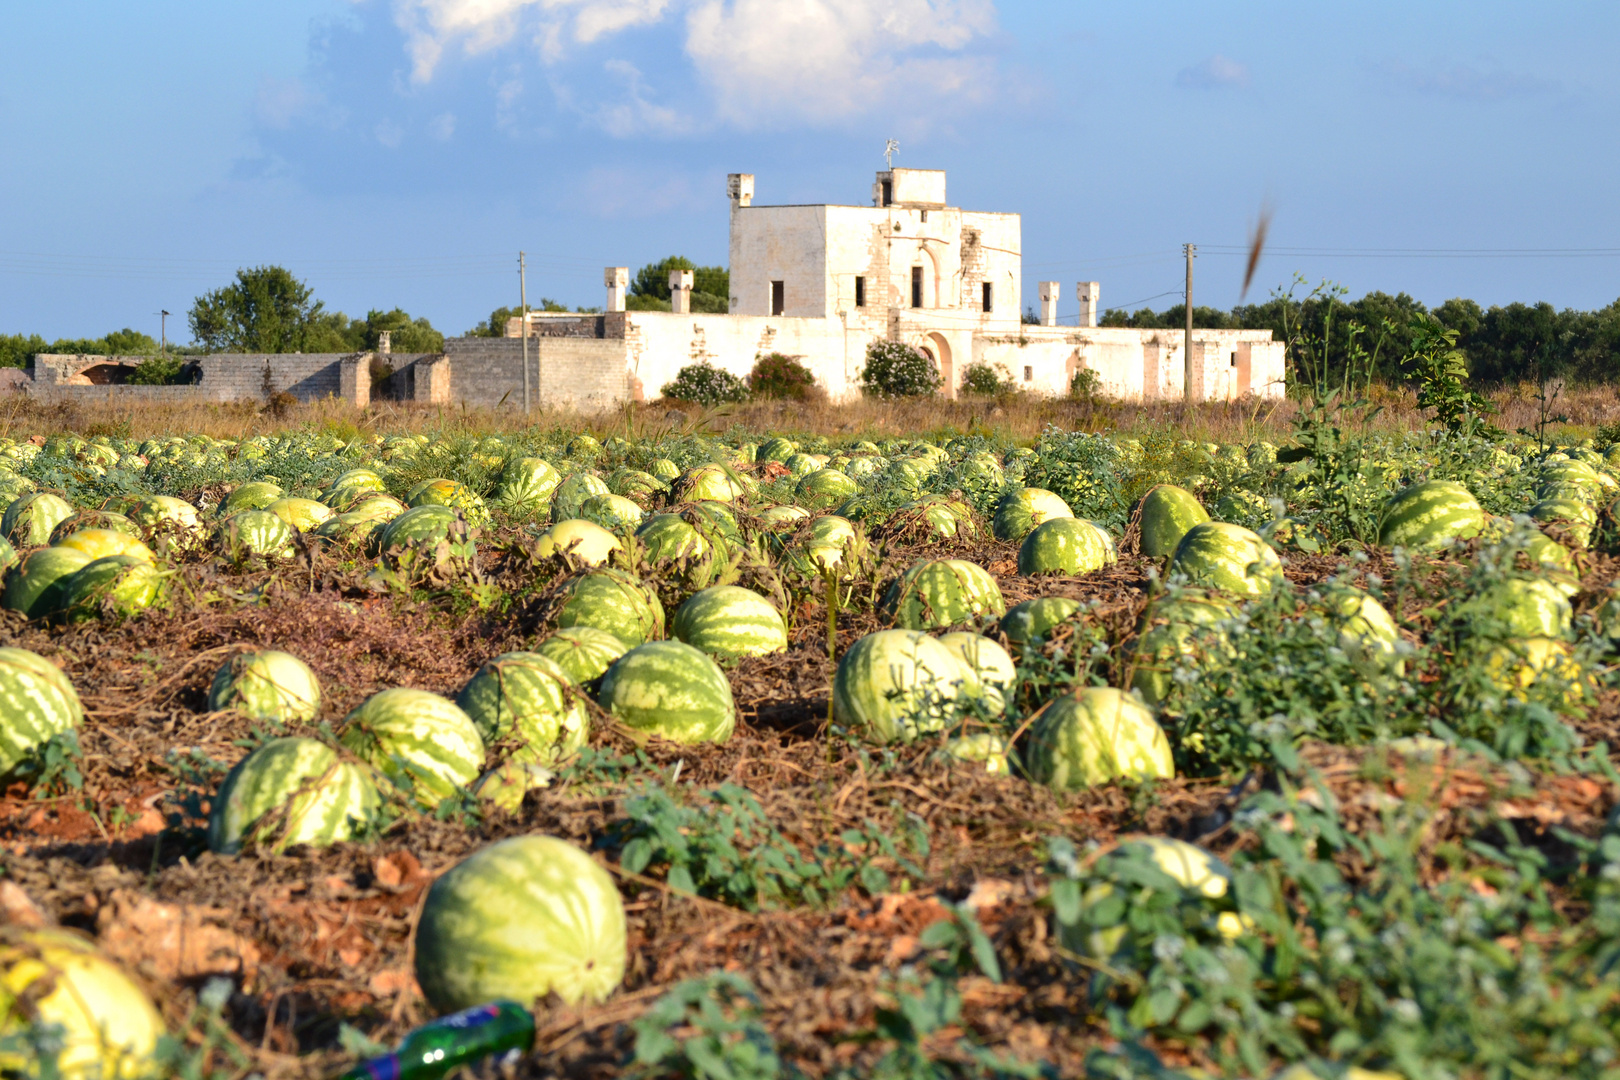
[0,647,82,777]
[535,519,621,566]
[1136,484,1210,558]
[471,761,554,814]
[831,629,974,744]
[534,627,628,685]
[578,493,645,532]
[757,505,811,530]
[554,568,665,647]
[218,509,295,562]
[415,835,627,1013]
[1377,480,1485,551]
[795,468,858,511]
[206,737,379,855]
[344,493,408,523]
[47,511,138,546]
[1315,585,1402,679]
[456,652,588,765]
[675,464,754,504]
[493,458,561,515]
[1021,687,1174,791]
[130,495,203,544]
[1000,596,1082,645]
[1529,497,1597,549]
[991,488,1074,542]
[378,505,477,575]
[1462,576,1572,640]
[672,586,788,658]
[1130,591,1237,706]
[407,478,489,525]
[312,512,386,551]
[265,497,334,532]
[321,468,388,511]
[58,555,166,623]
[2,493,74,548]
[635,513,713,580]
[937,632,1016,714]
[339,688,485,808]
[208,651,321,723]
[649,458,681,482]
[550,472,610,524]
[756,437,799,464]
[783,452,827,479]
[1169,522,1284,598]
[596,641,735,745]
[55,528,153,564]
[944,732,1010,775]
[218,481,284,517]
[0,538,15,578]
[1017,517,1116,575]
[882,558,1006,630]
[2,546,93,619]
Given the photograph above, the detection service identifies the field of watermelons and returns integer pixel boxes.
[0,383,1619,1080]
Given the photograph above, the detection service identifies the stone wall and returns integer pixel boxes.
[440,337,628,410]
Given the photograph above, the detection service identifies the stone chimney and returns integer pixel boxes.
[669,269,694,315]
[1038,282,1060,327]
[1076,281,1100,328]
[377,330,391,355]
[727,173,754,209]
[605,267,628,313]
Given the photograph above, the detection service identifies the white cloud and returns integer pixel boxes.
[1370,58,1559,101]
[374,118,405,146]
[1175,55,1250,90]
[428,111,458,139]
[254,76,343,129]
[394,0,672,80]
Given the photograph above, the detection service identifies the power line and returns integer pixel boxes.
[1199,244,1620,259]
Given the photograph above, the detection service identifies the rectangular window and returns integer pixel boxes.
[771,280,784,316]
[854,276,866,308]
[982,282,993,313]
[920,209,928,223]
[881,180,893,206]
[911,266,923,309]
[1023,366,1033,382]
[1230,351,1238,367]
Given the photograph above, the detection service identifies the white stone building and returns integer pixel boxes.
[510,168,1286,404]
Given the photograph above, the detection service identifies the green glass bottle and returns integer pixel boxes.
[337,1000,534,1080]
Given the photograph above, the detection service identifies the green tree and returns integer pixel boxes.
[0,334,50,368]
[630,256,729,313]
[353,308,444,352]
[188,265,325,353]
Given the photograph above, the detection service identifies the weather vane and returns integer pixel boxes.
[884,139,899,169]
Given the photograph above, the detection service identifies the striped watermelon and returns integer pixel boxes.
[322,468,388,511]
[1315,585,1402,679]
[130,495,203,545]
[596,641,735,745]
[944,732,1010,775]
[579,493,645,532]
[265,497,334,532]
[568,434,602,457]
[757,437,799,463]
[757,505,812,530]
[609,468,668,502]
[554,568,665,647]
[992,488,1074,542]
[206,736,379,855]
[1017,517,1116,575]
[882,558,1006,630]
[1000,596,1082,645]
[937,632,1016,714]
[636,513,713,581]
[408,478,490,525]
[1,493,74,548]
[0,538,14,578]
[1377,480,1485,551]
[59,555,166,623]
[534,627,628,685]
[456,652,588,765]
[345,493,408,523]
[378,504,477,575]
[796,468,858,510]
[47,510,138,545]
[0,647,82,777]
[1130,591,1237,706]
[56,528,154,564]
[551,472,611,523]
[416,835,626,1012]
[1136,484,1210,558]
[1169,521,1284,598]
[831,629,974,744]
[208,650,321,723]
[1529,496,1597,549]
[650,458,681,481]
[1463,576,1572,640]
[1021,687,1174,791]
[218,510,294,562]
[494,457,561,515]
[339,688,485,808]
[783,452,827,479]
[675,464,755,505]
[218,481,284,516]
[1481,636,1586,704]
[536,519,621,567]
[2,547,93,619]
[311,511,386,552]
[672,586,788,658]
[471,760,555,813]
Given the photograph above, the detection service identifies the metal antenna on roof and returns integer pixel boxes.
[884,139,899,169]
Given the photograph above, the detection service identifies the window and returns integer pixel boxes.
[911,266,923,309]
[982,282,993,313]
[771,280,784,316]
[920,209,928,223]
[854,276,866,308]
[1023,366,1033,382]
[1230,351,1238,367]
[881,179,892,206]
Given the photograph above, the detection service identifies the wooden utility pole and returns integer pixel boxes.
[1183,243,1195,403]
[519,251,531,415]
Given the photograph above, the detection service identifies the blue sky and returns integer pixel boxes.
[3,0,1616,342]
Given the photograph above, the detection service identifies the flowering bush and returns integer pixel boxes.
[747,353,816,400]
[661,362,749,407]
[860,341,940,399]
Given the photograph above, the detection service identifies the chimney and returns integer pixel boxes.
[377,330,391,355]
[1038,282,1060,327]
[605,267,628,313]
[727,173,754,209]
[669,269,694,315]
[1076,281,1100,328]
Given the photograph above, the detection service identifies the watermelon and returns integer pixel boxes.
[568,434,602,458]
[1462,576,1572,640]
[0,538,14,578]
[756,437,799,463]
[207,736,379,855]
[378,504,477,575]
[1130,591,1237,707]
[1,493,73,548]
[456,652,588,764]
[208,650,322,723]
[535,519,621,566]
[0,647,83,777]
[219,480,284,516]
[312,511,386,551]
[130,495,203,543]
[608,468,668,503]
[1537,458,1607,500]
[796,468,858,510]
[1168,521,1284,598]
[534,627,628,685]
[1061,837,1239,962]
[1315,586,1402,679]
[1000,596,1082,645]
[1136,484,1209,558]
[1529,496,1597,549]
[265,497,334,532]
[56,528,154,564]
[636,513,713,581]
[471,760,555,814]
[1213,489,1272,528]
[408,478,490,525]
[59,555,166,623]
[831,629,974,744]
[937,632,1016,714]
[415,835,626,1012]
[675,463,754,504]
[757,505,812,530]
[47,510,138,545]
[1017,517,1116,575]
[944,732,1010,774]
[783,452,827,479]
[579,493,645,532]
[792,514,863,572]
[322,468,388,511]
[218,509,295,562]
[551,472,611,522]
[992,488,1074,542]
[672,586,788,658]
[882,558,1006,630]
[2,546,93,619]
[554,568,665,647]
[0,928,163,1080]
[339,688,485,808]
[1021,687,1174,791]
[1481,636,1586,704]
[345,492,408,523]
[1377,480,1485,551]
[1120,836,1232,899]
[649,458,682,482]
[596,641,736,745]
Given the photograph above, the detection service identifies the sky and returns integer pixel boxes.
[3,0,1618,343]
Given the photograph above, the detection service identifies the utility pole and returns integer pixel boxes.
[158,310,170,357]
[1183,243,1195,404]
[519,252,531,415]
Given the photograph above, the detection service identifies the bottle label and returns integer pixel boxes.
[356,1055,403,1080]
[436,1004,501,1032]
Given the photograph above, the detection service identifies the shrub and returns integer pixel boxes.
[1069,367,1102,400]
[860,341,940,399]
[747,353,816,400]
[127,354,184,386]
[661,362,749,408]
[961,362,1012,396]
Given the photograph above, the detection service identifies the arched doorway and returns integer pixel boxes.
[926,333,954,397]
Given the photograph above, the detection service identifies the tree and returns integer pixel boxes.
[630,256,729,313]
[188,265,325,353]
[354,308,444,352]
